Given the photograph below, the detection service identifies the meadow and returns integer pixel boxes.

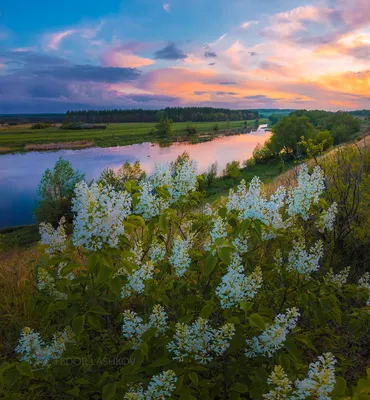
[0,120,264,153]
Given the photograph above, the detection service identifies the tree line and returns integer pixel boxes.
[65,107,259,123]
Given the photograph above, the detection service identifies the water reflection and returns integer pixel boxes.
[0,130,269,228]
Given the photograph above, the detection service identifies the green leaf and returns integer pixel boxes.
[230,383,249,393]
[120,260,137,274]
[89,304,110,315]
[16,363,33,378]
[148,356,171,368]
[72,315,85,336]
[141,327,157,342]
[240,301,253,312]
[102,382,117,400]
[249,313,265,330]
[88,315,102,331]
[205,255,217,276]
[87,254,99,272]
[200,303,213,319]
[217,246,233,265]
[188,371,198,386]
[138,342,149,358]
[60,263,78,277]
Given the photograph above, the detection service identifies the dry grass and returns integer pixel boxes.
[24,140,95,151]
[0,146,11,153]
[0,247,40,352]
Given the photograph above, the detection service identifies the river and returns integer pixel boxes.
[0,127,269,229]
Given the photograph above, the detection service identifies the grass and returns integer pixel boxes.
[0,119,266,153]
[204,160,295,202]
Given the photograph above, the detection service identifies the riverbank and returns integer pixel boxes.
[0,119,266,153]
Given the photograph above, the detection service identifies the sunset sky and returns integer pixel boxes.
[0,0,369,112]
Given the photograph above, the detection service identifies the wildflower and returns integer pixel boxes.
[263,365,293,400]
[216,261,263,308]
[124,370,177,399]
[287,165,325,220]
[317,202,338,233]
[39,217,67,257]
[167,318,235,364]
[287,238,323,276]
[122,306,169,349]
[72,182,132,251]
[294,353,336,399]
[16,326,74,366]
[169,236,191,277]
[245,308,300,358]
[324,267,350,288]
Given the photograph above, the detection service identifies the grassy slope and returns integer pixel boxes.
[0,120,264,152]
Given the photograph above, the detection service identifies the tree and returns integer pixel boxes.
[99,161,146,191]
[315,130,333,150]
[185,124,197,135]
[213,123,219,132]
[270,115,315,157]
[223,160,241,183]
[155,119,173,136]
[205,162,218,187]
[35,157,85,225]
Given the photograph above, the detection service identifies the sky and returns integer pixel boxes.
[0,0,369,113]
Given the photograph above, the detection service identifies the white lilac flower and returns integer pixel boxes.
[72,182,132,251]
[167,318,235,364]
[56,262,75,280]
[317,202,338,233]
[287,238,323,276]
[135,180,170,220]
[226,178,287,238]
[124,370,177,400]
[287,165,325,220]
[245,308,300,358]
[39,217,67,257]
[232,233,249,255]
[169,236,191,277]
[358,272,370,306]
[216,261,263,309]
[150,163,173,191]
[172,159,198,201]
[37,267,66,299]
[121,261,154,299]
[324,267,350,288]
[122,306,169,349]
[16,326,74,366]
[148,240,166,264]
[293,353,336,400]
[146,370,178,399]
[263,365,293,400]
[205,216,228,255]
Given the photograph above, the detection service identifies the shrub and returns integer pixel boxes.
[1,156,370,399]
[155,119,173,136]
[185,124,197,135]
[34,157,85,226]
[60,122,107,130]
[99,161,147,191]
[223,160,241,183]
[31,122,51,130]
[205,162,218,187]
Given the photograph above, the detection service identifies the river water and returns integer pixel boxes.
[0,127,269,228]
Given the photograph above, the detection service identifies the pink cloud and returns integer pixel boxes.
[104,50,154,68]
[47,29,76,50]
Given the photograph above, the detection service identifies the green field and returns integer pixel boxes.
[0,120,266,153]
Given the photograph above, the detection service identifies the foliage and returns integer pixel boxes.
[34,157,85,226]
[99,162,147,191]
[65,107,259,124]
[270,115,315,157]
[315,130,333,150]
[223,160,241,183]
[1,155,370,399]
[185,124,197,135]
[213,123,219,132]
[61,122,107,130]
[252,141,274,164]
[204,162,218,187]
[31,122,52,130]
[155,119,173,136]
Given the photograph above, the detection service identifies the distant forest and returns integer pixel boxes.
[64,107,260,123]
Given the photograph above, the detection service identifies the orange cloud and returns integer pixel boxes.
[105,50,154,68]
